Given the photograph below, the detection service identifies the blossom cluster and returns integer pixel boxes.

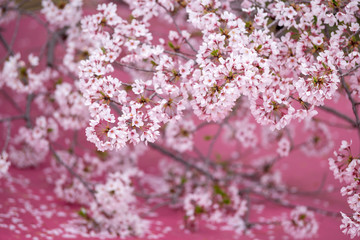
[282,206,319,239]
[78,0,360,157]
[329,140,360,238]
[87,170,149,238]
[9,117,58,168]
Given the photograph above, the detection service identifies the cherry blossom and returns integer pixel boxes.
[1,0,360,239]
[282,206,319,239]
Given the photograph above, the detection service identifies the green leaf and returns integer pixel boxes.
[194,205,204,214]
[211,49,219,57]
[332,0,339,7]
[180,176,187,185]
[213,184,225,196]
[168,41,175,50]
[150,60,158,66]
[213,184,231,205]
[18,66,29,86]
[123,85,133,92]
[95,150,108,160]
[78,207,90,221]
[55,78,63,85]
[222,197,231,205]
[204,135,213,141]
[312,16,317,26]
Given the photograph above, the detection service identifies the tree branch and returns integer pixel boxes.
[148,142,215,181]
[318,105,357,127]
[25,94,35,128]
[0,32,14,56]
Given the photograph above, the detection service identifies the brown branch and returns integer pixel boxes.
[339,70,360,146]
[0,32,14,56]
[148,142,215,181]
[340,65,360,77]
[318,105,357,127]
[46,27,68,68]
[340,76,360,126]
[0,115,25,123]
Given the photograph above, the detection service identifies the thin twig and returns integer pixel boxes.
[206,124,223,164]
[318,105,357,127]
[248,220,281,228]
[110,101,123,115]
[1,121,12,152]
[46,27,68,68]
[0,115,25,123]
[339,70,360,147]
[266,19,279,30]
[193,121,217,132]
[340,72,360,126]
[313,117,354,129]
[0,32,14,56]
[49,144,97,202]
[340,65,360,77]
[164,49,194,61]
[1,11,21,63]
[156,1,197,53]
[9,14,20,53]
[284,127,294,149]
[1,89,23,113]
[348,29,360,42]
[244,192,251,229]
[25,94,35,128]
[270,197,341,217]
[114,62,156,73]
